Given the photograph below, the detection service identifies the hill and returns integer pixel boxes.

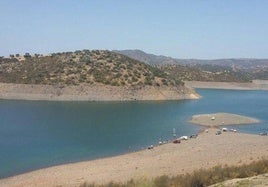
[0,50,198,101]
[0,50,182,87]
[159,64,252,82]
[115,50,268,69]
[113,49,178,65]
[115,50,268,82]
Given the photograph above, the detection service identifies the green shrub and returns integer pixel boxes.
[80,56,91,64]
[154,175,169,187]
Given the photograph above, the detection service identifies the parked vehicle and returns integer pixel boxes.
[190,134,198,138]
[173,139,181,144]
[259,132,267,136]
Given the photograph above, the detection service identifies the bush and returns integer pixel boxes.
[80,56,91,64]
[145,76,153,85]
[154,175,169,187]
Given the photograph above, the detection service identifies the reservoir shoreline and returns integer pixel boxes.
[0,128,267,187]
[185,80,268,90]
[0,80,267,101]
[0,86,267,187]
[0,83,199,101]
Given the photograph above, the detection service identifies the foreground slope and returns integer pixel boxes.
[210,173,268,187]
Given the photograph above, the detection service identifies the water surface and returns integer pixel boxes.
[0,89,267,178]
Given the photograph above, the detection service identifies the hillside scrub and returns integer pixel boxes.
[160,64,252,83]
[0,50,183,87]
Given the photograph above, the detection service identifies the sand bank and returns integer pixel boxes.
[185,80,268,90]
[1,128,267,187]
[189,113,260,127]
[0,83,199,101]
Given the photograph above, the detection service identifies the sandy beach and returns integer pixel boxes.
[1,128,267,187]
[189,113,260,127]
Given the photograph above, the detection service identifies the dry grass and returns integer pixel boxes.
[79,158,268,187]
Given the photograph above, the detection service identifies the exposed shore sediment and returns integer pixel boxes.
[185,80,268,90]
[189,113,260,127]
[0,128,267,187]
[0,83,199,101]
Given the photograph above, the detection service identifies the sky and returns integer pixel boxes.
[1,0,268,59]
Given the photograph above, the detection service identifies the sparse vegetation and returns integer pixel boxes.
[79,158,268,187]
[3,49,258,86]
[116,50,268,82]
[0,50,183,87]
[159,64,252,83]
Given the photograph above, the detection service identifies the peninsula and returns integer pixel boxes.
[0,50,199,101]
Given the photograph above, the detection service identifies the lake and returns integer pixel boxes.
[0,89,267,178]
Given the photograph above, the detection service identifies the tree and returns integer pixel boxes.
[24,53,31,58]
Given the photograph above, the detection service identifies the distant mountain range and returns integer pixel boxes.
[114,49,268,71]
[114,49,268,81]
[113,50,178,65]
[1,49,267,86]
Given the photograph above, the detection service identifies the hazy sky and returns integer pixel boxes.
[1,0,268,59]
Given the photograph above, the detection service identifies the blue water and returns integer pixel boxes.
[0,89,267,178]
